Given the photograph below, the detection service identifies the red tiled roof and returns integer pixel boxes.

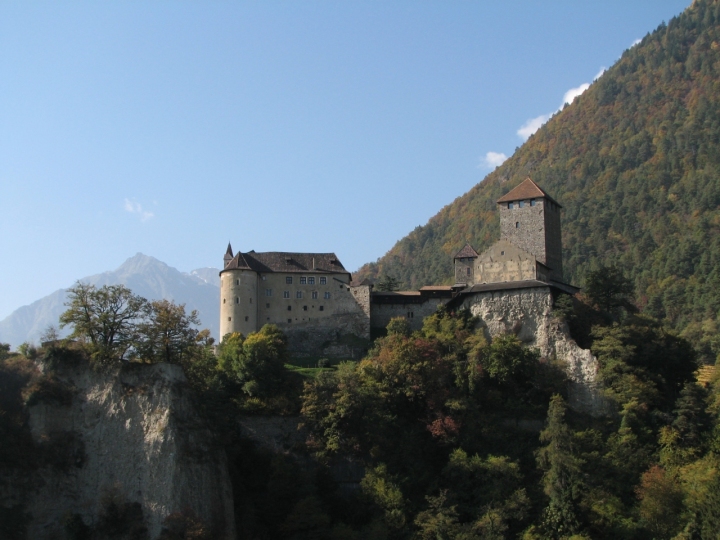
[454,243,479,259]
[496,178,562,207]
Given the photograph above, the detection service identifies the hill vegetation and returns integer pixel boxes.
[2,280,718,539]
[355,0,720,362]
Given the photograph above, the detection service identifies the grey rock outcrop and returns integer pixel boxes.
[24,361,235,539]
[460,286,608,416]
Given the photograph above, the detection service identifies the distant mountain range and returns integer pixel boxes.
[0,254,221,348]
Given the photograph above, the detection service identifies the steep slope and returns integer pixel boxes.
[0,254,221,347]
[356,0,720,346]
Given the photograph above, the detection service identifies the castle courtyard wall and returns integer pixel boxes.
[370,296,446,332]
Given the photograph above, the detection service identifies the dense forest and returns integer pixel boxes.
[2,280,718,539]
[355,0,720,362]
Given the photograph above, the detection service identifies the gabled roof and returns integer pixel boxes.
[496,177,562,208]
[454,243,479,259]
[221,251,348,274]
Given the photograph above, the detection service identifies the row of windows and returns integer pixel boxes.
[286,276,327,285]
[225,291,332,304]
[507,199,537,209]
[231,277,332,285]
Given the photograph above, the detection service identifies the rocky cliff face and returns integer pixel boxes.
[460,286,608,416]
[21,361,235,539]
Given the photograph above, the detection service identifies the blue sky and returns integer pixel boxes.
[0,1,689,319]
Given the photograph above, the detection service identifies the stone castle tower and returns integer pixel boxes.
[496,177,563,280]
[454,177,564,286]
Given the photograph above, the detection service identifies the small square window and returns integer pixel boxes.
[287,305,292,311]
[519,200,525,208]
[300,277,307,285]
[236,279,240,285]
[508,202,514,209]
[303,306,308,311]
[245,316,249,321]
[466,267,471,276]
[320,277,327,285]
[339,284,343,289]
[286,276,293,284]
[236,297,239,304]
[265,289,272,297]
[228,317,231,321]
[312,291,318,299]
[266,303,270,308]
[530,199,536,207]
[319,306,324,311]
[324,292,331,299]
[308,277,315,285]
[288,318,292,323]
[283,291,290,299]
[515,222,520,228]
[296,291,303,299]
[262,275,267,280]
[501,251,505,255]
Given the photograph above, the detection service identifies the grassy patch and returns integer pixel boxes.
[285,364,334,379]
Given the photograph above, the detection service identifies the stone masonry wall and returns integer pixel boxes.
[459,286,606,416]
[370,297,446,332]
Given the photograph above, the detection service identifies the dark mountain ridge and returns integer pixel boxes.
[355,0,720,356]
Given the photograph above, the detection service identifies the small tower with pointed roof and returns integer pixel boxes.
[453,243,479,285]
[496,177,563,280]
[224,243,234,268]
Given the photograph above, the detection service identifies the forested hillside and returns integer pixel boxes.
[355,0,720,356]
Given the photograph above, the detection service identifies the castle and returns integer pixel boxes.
[219,177,581,358]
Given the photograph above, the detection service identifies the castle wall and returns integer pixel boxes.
[370,297,446,332]
[458,286,605,416]
[219,269,257,339]
[473,240,538,284]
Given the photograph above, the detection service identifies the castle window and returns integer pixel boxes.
[515,222,520,228]
[223,299,226,304]
[303,306,308,311]
[508,202,513,209]
[236,297,239,304]
[296,291,303,299]
[324,292,331,299]
[531,199,536,206]
[501,251,505,255]
[312,291,318,299]
[249,298,253,303]
[288,306,292,311]
[466,268,471,276]
[286,277,293,284]
[519,200,525,208]
[266,303,270,308]
[283,291,290,299]
[288,319,292,323]
[308,277,315,285]
[262,275,266,281]
[236,279,239,285]
[265,289,272,297]
[319,306,324,311]
[300,277,307,285]
[320,277,327,285]
[228,317,231,321]
[245,316,249,321]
